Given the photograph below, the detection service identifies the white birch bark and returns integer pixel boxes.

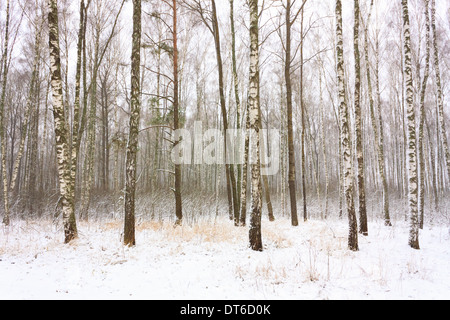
[0,0,10,226]
[402,0,420,250]
[248,0,263,252]
[336,0,358,251]
[418,0,431,229]
[48,0,78,243]
[430,0,450,182]
[353,0,368,236]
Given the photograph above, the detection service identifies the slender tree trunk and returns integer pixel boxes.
[124,0,141,246]
[419,0,431,229]
[172,0,183,226]
[230,0,242,219]
[430,0,450,182]
[240,104,250,226]
[375,35,391,227]
[353,0,368,236]
[77,4,89,182]
[211,0,239,225]
[0,0,10,226]
[285,0,299,227]
[28,13,43,214]
[363,0,391,226]
[81,14,100,221]
[258,102,275,222]
[319,70,329,219]
[336,0,358,251]
[70,0,87,218]
[48,0,78,243]
[425,114,439,210]
[279,79,287,218]
[402,0,420,250]
[300,8,307,223]
[248,0,263,252]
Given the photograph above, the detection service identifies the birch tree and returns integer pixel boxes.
[48,0,78,243]
[430,0,450,182]
[363,0,391,227]
[285,0,299,227]
[248,0,263,252]
[336,0,358,251]
[230,0,242,221]
[71,0,90,214]
[418,0,431,229]
[172,0,183,226]
[353,0,368,236]
[0,0,11,226]
[240,98,250,226]
[124,0,142,246]
[402,0,420,250]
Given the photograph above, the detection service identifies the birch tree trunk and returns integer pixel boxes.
[230,0,242,220]
[248,0,263,252]
[353,0,368,236]
[0,0,11,226]
[375,35,391,227]
[402,0,420,250]
[48,0,78,243]
[172,0,183,226]
[81,23,100,221]
[71,0,87,216]
[285,0,299,227]
[336,0,358,251]
[124,0,141,246]
[28,13,44,214]
[363,0,391,226]
[240,103,250,226]
[430,0,450,182]
[418,0,431,229]
[259,105,275,222]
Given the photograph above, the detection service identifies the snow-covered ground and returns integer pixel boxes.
[0,216,449,300]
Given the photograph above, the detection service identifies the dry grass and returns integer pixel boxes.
[263,228,293,248]
[102,217,247,244]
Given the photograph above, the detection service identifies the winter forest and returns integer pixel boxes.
[0,0,449,300]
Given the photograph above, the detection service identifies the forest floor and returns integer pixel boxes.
[0,210,449,300]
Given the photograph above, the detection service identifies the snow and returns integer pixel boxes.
[0,216,449,300]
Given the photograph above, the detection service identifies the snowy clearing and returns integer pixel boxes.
[0,216,449,300]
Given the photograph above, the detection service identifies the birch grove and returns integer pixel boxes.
[0,0,447,252]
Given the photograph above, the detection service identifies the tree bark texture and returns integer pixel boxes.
[402,0,420,250]
[48,0,78,243]
[336,0,358,251]
[248,0,263,252]
[124,0,142,246]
